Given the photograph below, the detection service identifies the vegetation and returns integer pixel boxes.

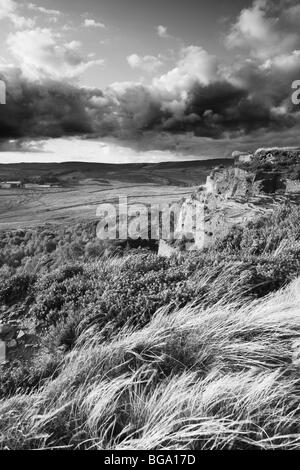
[0,279,300,450]
[0,203,300,449]
[238,148,300,178]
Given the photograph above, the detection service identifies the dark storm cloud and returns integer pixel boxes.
[0,70,163,139]
[0,57,298,142]
[182,81,295,137]
[0,69,94,138]
[148,80,296,139]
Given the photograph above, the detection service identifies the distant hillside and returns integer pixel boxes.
[0,159,233,230]
[0,159,233,187]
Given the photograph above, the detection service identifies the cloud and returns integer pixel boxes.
[107,82,162,134]
[100,33,300,139]
[0,0,34,28]
[0,0,299,148]
[127,54,163,73]
[157,25,170,39]
[0,68,95,138]
[0,0,14,18]
[84,18,106,29]
[62,23,73,32]
[284,2,300,24]
[1,36,298,144]
[28,3,61,16]
[7,28,104,80]
[226,0,300,61]
[153,46,219,97]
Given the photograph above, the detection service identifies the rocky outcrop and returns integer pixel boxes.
[210,147,300,197]
[286,179,300,194]
[158,147,300,257]
[0,320,35,364]
[236,147,300,194]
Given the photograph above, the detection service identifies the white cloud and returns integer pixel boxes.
[0,0,18,21]
[0,0,14,17]
[127,54,163,73]
[28,3,61,16]
[0,0,34,28]
[62,23,73,32]
[109,81,141,94]
[153,46,219,97]
[262,50,300,73]
[84,18,106,29]
[117,46,220,122]
[66,40,82,50]
[157,25,169,38]
[226,0,300,60]
[7,28,104,80]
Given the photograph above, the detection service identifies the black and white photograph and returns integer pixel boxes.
[0,0,300,454]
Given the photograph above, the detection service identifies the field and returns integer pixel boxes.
[0,160,230,230]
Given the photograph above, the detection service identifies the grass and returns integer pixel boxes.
[0,203,300,449]
[0,277,299,450]
[0,158,223,230]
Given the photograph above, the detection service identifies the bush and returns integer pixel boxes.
[0,355,61,399]
[0,274,36,305]
[31,266,90,324]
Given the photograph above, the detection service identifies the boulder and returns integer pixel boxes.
[292,339,300,367]
[17,331,26,341]
[158,240,178,258]
[0,340,6,364]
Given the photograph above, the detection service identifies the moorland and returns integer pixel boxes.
[0,153,300,450]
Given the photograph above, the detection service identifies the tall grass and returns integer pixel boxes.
[1,277,299,450]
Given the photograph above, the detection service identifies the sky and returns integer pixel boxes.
[0,0,251,88]
[0,0,299,162]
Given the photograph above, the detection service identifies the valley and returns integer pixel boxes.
[0,159,231,229]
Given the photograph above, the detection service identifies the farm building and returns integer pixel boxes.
[23,183,61,189]
[24,183,51,189]
[0,181,24,189]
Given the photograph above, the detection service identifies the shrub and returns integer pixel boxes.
[0,355,61,399]
[0,274,36,305]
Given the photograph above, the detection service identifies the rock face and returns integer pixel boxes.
[206,167,234,196]
[158,147,300,257]
[0,340,6,364]
[235,147,300,194]
[286,179,300,194]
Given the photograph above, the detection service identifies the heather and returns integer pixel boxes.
[0,203,300,449]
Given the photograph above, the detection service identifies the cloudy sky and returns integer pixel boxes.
[0,0,299,162]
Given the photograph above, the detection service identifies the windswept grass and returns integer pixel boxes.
[1,277,300,450]
[1,203,300,449]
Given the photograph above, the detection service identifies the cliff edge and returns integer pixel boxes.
[158,147,300,257]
